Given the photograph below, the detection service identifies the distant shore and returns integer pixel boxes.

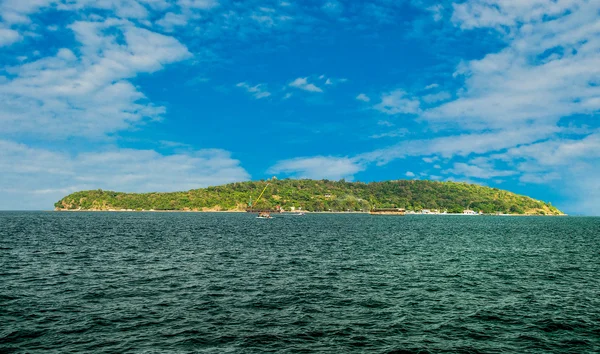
[53,209,564,216]
[54,180,564,216]
[54,209,246,213]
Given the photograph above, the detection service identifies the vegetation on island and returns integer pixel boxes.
[55,179,563,215]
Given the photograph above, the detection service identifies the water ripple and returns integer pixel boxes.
[1,212,599,353]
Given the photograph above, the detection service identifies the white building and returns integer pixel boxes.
[463,209,477,215]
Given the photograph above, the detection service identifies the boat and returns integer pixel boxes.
[256,211,272,219]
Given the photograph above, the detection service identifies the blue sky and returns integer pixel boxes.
[1,0,599,214]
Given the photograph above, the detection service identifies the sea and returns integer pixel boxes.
[1,212,599,353]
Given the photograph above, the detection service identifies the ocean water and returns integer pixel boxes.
[1,212,599,353]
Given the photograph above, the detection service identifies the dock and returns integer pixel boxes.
[370,208,406,215]
[246,208,282,213]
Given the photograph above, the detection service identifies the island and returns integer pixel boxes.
[54,179,563,215]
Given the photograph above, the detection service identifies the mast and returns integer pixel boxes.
[248,177,278,215]
[251,182,270,208]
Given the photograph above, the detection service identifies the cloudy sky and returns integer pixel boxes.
[0,0,599,214]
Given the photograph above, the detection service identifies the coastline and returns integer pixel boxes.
[53,209,565,216]
[54,209,247,213]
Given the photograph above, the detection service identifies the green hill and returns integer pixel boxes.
[54,179,563,215]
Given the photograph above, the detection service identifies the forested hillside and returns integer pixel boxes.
[55,179,563,215]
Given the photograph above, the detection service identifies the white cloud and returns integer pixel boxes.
[489,133,600,213]
[370,128,409,139]
[422,91,451,104]
[356,93,370,102]
[268,156,364,180]
[236,82,271,99]
[322,76,347,86]
[0,0,211,26]
[1,0,155,23]
[426,0,600,132]
[427,4,444,22]
[289,77,323,92]
[0,19,191,138]
[451,0,578,30]
[268,127,556,194]
[159,140,191,148]
[445,162,517,179]
[519,172,561,184]
[360,126,559,165]
[157,12,189,30]
[0,0,54,24]
[503,133,600,167]
[322,1,343,16]
[373,89,420,115]
[405,171,415,177]
[424,83,439,90]
[178,0,219,9]
[0,28,21,46]
[250,7,293,28]
[0,139,250,210]
[377,120,393,127]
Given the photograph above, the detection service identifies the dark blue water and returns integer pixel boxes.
[1,212,599,353]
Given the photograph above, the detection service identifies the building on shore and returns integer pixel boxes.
[370,208,406,215]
